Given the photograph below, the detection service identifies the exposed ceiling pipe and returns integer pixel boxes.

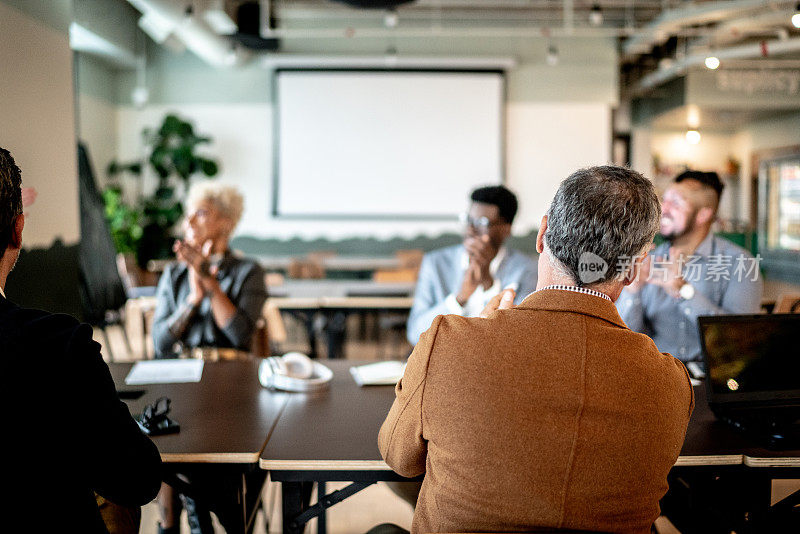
[699,8,798,48]
[623,0,796,58]
[127,0,250,67]
[637,36,800,90]
[563,0,575,35]
[245,25,642,39]
[261,54,517,70]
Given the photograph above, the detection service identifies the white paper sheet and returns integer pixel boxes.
[125,359,205,385]
[350,361,406,386]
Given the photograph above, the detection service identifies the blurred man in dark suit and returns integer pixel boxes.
[0,147,162,532]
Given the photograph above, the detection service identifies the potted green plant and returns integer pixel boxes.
[106,114,219,267]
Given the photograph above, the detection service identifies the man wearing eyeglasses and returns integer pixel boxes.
[406,185,537,345]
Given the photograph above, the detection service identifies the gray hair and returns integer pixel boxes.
[186,181,244,228]
[545,166,661,286]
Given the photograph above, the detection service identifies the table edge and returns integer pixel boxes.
[260,459,391,471]
[673,454,744,466]
[744,456,800,467]
[162,452,261,464]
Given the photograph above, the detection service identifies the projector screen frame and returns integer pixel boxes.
[270,67,507,220]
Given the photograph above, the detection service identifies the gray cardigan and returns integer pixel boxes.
[152,253,267,358]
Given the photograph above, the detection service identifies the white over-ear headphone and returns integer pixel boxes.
[258,352,332,392]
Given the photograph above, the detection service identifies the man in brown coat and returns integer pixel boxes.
[379,166,694,533]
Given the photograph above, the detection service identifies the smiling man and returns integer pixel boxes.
[406,185,537,345]
[616,170,763,364]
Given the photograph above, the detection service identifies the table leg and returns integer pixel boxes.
[326,311,347,359]
[281,481,314,534]
[165,467,265,534]
[317,481,326,534]
[662,468,773,534]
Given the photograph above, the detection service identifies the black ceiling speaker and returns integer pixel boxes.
[330,0,415,8]
[231,1,280,51]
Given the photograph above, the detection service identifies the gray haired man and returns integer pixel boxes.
[380,166,692,533]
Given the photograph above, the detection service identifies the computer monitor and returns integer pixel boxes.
[699,314,800,408]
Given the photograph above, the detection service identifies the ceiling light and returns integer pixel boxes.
[222,43,239,66]
[203,3,237,35]
[793,4,800,28]
[687,106,700,129]
[704,56,720,70]
[384,45,398,67]
[384,9,399,29]
[131,86,149,108]
[686,130,701,145]
[546,44,559,66]
[589,4,603,26]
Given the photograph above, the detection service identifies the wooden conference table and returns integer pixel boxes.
[112,361,289,533]
[260,361,800,534]
[113,360,800,534]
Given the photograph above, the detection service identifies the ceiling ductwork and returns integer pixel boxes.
[623,0,798,58]
[127,0,252,66]
[637,36,800,90]
[330,0,415,8]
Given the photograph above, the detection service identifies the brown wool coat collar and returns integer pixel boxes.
[517,288,628,329]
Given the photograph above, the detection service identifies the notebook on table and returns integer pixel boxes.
[699,314,800,449]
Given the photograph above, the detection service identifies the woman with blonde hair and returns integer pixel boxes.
[152,181,266,359]
[152,181,267,534]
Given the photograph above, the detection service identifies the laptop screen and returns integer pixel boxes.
[699,314,800,405]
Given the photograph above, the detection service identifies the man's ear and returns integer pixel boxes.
[695,206,714,226]
[536,215,548,254]
[622,250,649,287]
[10,214,24,249]
[499,221,512,241]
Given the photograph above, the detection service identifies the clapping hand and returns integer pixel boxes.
[645,247,686,298]
[479,288,516,318]
[457,235,498,306]
[174,239,219,304]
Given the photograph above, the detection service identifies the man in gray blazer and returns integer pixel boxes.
[406,185,537,345]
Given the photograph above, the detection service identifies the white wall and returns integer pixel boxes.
[506,102,611,229]
[79,93,118,183]
[117,99,612,240]
[0,1,79,247]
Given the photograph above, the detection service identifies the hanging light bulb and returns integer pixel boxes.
[546,44,559,66]
[384,45,398,67]
[589,4,603,26]
[222,43,238,67]
[384,9,399,28]
[686,130,701,145]
[705,56,720,70]
[793,3,800,29]
[131,54,149,108]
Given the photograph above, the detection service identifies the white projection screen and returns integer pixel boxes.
[274,69,504,218]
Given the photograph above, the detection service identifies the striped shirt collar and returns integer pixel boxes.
[538,284,612,302]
